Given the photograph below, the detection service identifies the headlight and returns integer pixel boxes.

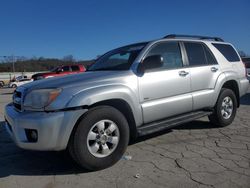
[23,88,62,110]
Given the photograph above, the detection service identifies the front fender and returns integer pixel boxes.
[66,85,143,126]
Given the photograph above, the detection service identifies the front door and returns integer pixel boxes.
[138,41,192,123]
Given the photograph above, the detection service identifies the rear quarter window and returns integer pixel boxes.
[212,43,240,62]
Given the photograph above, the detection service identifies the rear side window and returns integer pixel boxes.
[71,65,80,71]
[212,43,240,62]
[203,46,217,65]
[184,42,217,66]
[184,43,207,66]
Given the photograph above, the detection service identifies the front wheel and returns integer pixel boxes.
[209,88,237,127]
[68,106,129,171]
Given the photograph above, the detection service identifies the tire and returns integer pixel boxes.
[68,106,129,171]
[12,84,17,88]
[208,88,237,127]
[0,82,3,88]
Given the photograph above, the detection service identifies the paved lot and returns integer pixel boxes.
[0,86,249,188]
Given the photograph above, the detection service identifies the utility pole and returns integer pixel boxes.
[12,55,15,73]
[0,55,20,73]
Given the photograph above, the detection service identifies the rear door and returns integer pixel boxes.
[71,65,81,73]
[60,66,72,76]
[183,42,221,110]
[138,41,192,123]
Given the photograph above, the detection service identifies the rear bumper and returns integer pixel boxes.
[247,68,250,80]
[4,103,87,151]
[239,78,249,97]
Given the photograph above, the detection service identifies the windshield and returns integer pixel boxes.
[88,42,148,71]
[50,67,60,72]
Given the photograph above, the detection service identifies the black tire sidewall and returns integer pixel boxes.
[214,89,237,126]
[73,106,129,170]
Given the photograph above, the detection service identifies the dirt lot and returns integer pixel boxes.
[0,86,250,188]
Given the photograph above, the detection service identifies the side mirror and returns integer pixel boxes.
[138,55,163,73]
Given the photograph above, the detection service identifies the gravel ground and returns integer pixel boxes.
[0,86,249,188]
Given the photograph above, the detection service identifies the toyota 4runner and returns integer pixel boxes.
[4,34,249,170]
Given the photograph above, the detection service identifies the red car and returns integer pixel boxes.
[32,65,86,80]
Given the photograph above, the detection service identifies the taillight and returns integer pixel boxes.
[242,61,247,77]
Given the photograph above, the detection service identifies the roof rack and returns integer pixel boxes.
[164,34,224,42]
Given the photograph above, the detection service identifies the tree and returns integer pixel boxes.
[63,55,75,62]
[238,50,247,57]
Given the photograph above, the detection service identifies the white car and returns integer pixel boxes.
[9,78,33,88]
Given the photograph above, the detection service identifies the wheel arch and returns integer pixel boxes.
[68,98,139,149]
[90,99,138,142]
[221,80,240,107]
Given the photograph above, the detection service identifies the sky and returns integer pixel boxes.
[0,0,249,60]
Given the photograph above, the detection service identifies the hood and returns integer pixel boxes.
[23,71,133,91]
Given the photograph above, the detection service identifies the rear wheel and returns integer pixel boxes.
[68,106,129,170]
[209,88,237,127]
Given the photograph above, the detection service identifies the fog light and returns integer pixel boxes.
[25,129,38,142]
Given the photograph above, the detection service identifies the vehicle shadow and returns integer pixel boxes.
[0,92,14,95]
[0,88,15,95]
[0,119,217,178]
[240,93,250,105]
[0,121,88,178]
[134,120,217,143]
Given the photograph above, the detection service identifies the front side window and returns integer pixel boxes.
[145,41,183,70]
[62,66,70,72]
[88,43,148,71]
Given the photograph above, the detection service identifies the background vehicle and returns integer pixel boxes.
[242,57,250,80]
[0,81,4,88]
[4,34,249,171]
[11,75,28,82]
[32,64,86,80]
[8,78,33,88]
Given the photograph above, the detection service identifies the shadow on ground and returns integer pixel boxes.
[0,119,217,178]
[0,92,14,95]
[240,93,250,105]
[0,87,14,95]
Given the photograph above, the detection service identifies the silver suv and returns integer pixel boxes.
[4,34,249,170]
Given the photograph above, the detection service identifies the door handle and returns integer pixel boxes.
[211,67,218,72]
[179,71,189,77]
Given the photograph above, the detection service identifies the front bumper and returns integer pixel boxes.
[4,103,87,151]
